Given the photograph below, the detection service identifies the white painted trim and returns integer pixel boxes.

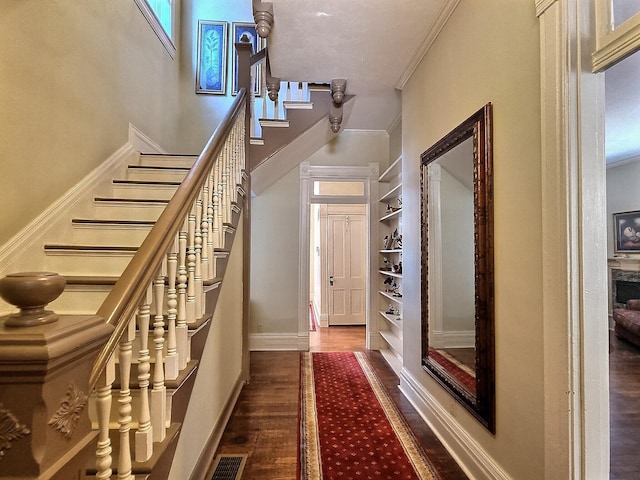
[399,368,510,480]
[395,0,461,90]
[249,333,301,351]
[593,5,640,72]
[535,0,557,17]
[128,123,167,154]
[427,164,444,345]
[133,0,177,59]
[0,143,137,273]
[431,330,475,349]
[606,154,640,169]
[340,129,389,137]
[538,1,609,478]
[387,114,402,135]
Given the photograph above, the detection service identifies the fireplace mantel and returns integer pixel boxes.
[608,257,640,327]
[608,256,640,272]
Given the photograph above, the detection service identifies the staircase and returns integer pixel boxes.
[0,91,249,480]
[0,23,352,478]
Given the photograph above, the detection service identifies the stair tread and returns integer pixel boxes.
[113,179,181,186]
[128,165,190,171]
[72,219,156,225]
[95,197,170,204]
[45,244,138,250]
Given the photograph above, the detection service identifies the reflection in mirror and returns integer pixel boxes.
[420,103,494,432]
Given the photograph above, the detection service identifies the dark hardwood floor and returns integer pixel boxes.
[213,326,467,479]
[610,332,640,479]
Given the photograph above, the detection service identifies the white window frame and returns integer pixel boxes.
[134,0,177,58]
[593,0,640,71]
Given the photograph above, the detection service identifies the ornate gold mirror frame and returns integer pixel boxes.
[420,103,495,432]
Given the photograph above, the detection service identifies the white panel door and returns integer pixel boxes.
[328,213,366,325]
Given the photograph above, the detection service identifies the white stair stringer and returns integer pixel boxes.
[251,97,355,196]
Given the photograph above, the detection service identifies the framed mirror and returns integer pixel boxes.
[420,103,495,432]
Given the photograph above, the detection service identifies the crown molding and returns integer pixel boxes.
[395,0,461,90]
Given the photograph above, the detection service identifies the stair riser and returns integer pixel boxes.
[92,203,166,220]
[111,184,178,200]
[68,225,152,244]
[43,253,133,276]
[137,156,197,169]
[125,169,187,183]
[49,286,111,314]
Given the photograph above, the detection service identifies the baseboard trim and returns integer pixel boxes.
[399,368,509,480]
[128,123,167,154]
[189,373,245,480]
[249,333,301,351]
[0,142,137,274]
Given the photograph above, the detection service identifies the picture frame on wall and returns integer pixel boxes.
[231,22,264,96]
[196,20,228,95]
[614,210,640,253]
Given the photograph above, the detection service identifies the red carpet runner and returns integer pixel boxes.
[299,352,440,479]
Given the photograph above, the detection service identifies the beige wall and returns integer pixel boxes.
[250,131,388,335]
[401,0,543,477]
[0,1,182,245]
[0,0,255,246]
[178,0,253,152]
[606,157,640,257]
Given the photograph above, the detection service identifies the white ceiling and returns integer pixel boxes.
[265,0,640,164]
[267,0,447,131]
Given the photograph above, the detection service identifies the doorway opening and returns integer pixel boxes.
[605,47,640,478]
[298,163,378,352]
[309,203,367,351]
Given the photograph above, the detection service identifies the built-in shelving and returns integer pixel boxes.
[378,270,402,278]
[377,155,403,375]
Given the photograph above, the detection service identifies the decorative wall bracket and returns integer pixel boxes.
[252,1,274,38]
[329,103,343,133]
[330,79,347,105]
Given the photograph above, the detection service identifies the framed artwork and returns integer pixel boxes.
[196,20,228,95]
[614,210,640,253]
[231,22,264,96]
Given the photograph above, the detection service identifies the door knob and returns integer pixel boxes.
[329,276,334,286]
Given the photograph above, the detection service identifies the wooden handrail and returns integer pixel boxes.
[88,88,247,391]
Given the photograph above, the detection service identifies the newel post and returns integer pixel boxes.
[0,272,114,479]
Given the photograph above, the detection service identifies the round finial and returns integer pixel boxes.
[268,89,279,101]
[0,272,66,327]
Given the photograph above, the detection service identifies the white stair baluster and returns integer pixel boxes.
[135,286,153,462]
[187,210,196,325]
[213,157,222,250]
[165,238,179,380]
[207,171,216,279]
[201,183,210,283]
[151,272,166,443]
[117,316,135,480]
[177,227,188,370]
[195,198,204,319]
[216,154,225,249]
[95,358,115,480]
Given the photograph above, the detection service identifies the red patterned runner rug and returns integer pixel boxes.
[299,352,440,479]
